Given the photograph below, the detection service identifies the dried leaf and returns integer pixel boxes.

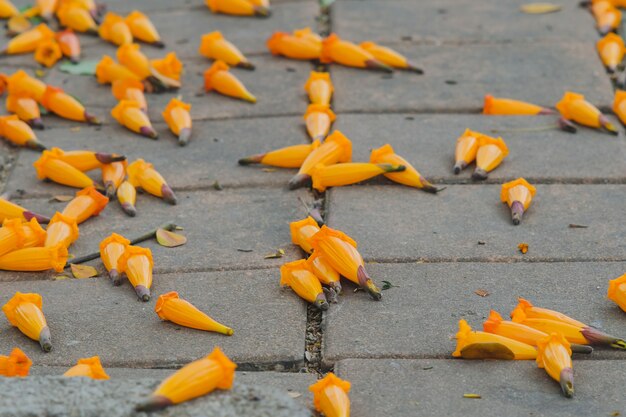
[70,264,98,279]
[213,181,223,191]
[34,69,45,78]
[264,248,285,259]
[568,224,588,229]
[518,243,529,254]
[381,280,398,290]
[156,228,187,248]
[463,393,482,399]
[54,275,70,280]
[477,241,486,245]
[520,3,561,14]
[287,392,302,398]
[70,127,81,132]
[474,289,490,297]
[59,60,99,76]
[50,195,74,202]
[6,15,32,36]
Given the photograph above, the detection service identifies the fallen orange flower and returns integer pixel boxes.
[309,373,351,417]
[370,144,439,193]
[44,212,79,248]
[472,135,508,180]
[34,39,62,68]
[501,178,536,225]
[34,151,98,189]
[125,10,163,47]
[290,216,320,254]
[204,61,256,103]
[536,333,574,398]
[118,245,153,301]
[307,252,341,294]
[136,347,237,412]
[51,147,127,172]
[63,356,110,379]
[238,140,320,168]
[304,71,333,106]
[56,2,98,34]
[360,41,423,73]
[117,180,137,216]
[482,95,553,115]
[6,94,44,129]
[162,98,192,146]
[608,273,626,312]
[156,291,234,335]
[96,55,142,85]
[280,259,329,310]
[111,100,158,139]
[101,160,127,198]
[596,33,624,73]
[453,129,481,174]
[41,85,101,125]
[596,6,621,35]
[311,162,405,192]
[2,292,53,351]
[321,34,392,73]
[304,104,335,142]
[612,90,626,126]
[205,0,269,17]
[0,218,46,257]
[289,130,352,189]
[150,52,183,81]
[127,159,176,204]
[0,114,45,150]
[99,12,133,46]
[1,23,54,55]
[556,91,617,135]
[0,0,18,18]
[117,43,152,80]
[0,347,31,377]
[99,232,130,285]
[311,225,381,300]
[36,0,56,21]
[267,31,321,60]
[199,31,254,70]
[7,70,46,102]
[61,186,109,224]
[452,319,536,360]
[0,197,50,223]
[112,79,147,112]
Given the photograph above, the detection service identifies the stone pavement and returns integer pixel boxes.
[1,0,626,416]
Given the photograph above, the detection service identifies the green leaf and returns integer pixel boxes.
[320,0,335,8]
[381,280,398,290]
[58,60,99,76]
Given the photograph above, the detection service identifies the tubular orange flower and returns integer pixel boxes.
[57,2,97,33]
[6,94,44,130]
[199,31,253,70]
[99,233,130,285]
[239,140,320,168]
[597,33,624,72]
[101,160,127,198]
[150,52,183,81]
[556,91,617,134]
[0,114,45,150]
[500,178,536,225]
[136,347,237,412]
[99,12,133,46]
[321,34,392,73]
[44,212,79,248]
[0,348,31,377]
[2,292,52,351]
[156,291,234,335]
[613,89,626,126]
[267,31,321,60]
[162,98,192,146]
[64,356,110,379]
[596,6,621,35]
[205,0,269,17]
[472,135,508,180]
[0,0,18,18]
[51,148,126,173]
[311,225,381,300]
[36,0,56,20]
[310,373,351,417]
[117,180,137,217]
[34,151,98,189]
[289,130,352,189]
[304,71,333,106]
[116,43,151,79]
[307,252,341,294]
[536,333,574,398]
[304,104,336,142]
[290,216,320,254]
[34,39,62,68]
[1,23,54,55]
[608,273,626,312]
[127,159,176,204]
[41,86,100,124]
[96,55,142,85]
[311,162,405,192]
[0,218,47,256]
[280,259,329,310]
[482,95,553,115]
[54,30,81,65]
[61,186,109,224]
[370,144,438,193]
[7,70,46,102]
[0,197,50,224]
[452,319,536,360]
[117,245,153,301]
[0,243,67,273]
[125,11,163,47]
[204,61,256,103]
[453,129,481,174]
[111,100,158,139]
[360,41,422,73]
[112,79,147,112]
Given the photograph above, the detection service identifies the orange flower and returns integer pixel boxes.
[452,319,536,360]
[556,91,617,135]
[116,43,151,79]
[63,356,110,379]
[125,10,163,47]
[150,52,183,81]
[36,0,57,20]
[162,98,192,146]
[111,100,158,139]
[99,233,130,286]
[1,23,54,55]
[156,291,234,335]
[0,197,50,224]
[117,180,137,217]
[370,144,438,193]
[311,162,405,192]
[304,104,336,142]
[127,159,176,204]
[612,90,626,126]
[117,245,153,301]
[112,79,147,112]
[360,41,422,73]
[199,31,253,69]
[289,130,352,189]
[597,33,625,72]
[239,140,320,168]
[55,29,81,64]
[96,55,142,85]
[2,292,53,351]
[482,95,553,115]
[6,94,44,130]
[453,129,481,174]
[307,252,341,294]
[310,225,381,300]
[41,85,100,124]
[309,373,351,417]
[472,135,508,180]
[608,273,626,312]
[0,114,45,150]
[56,2,98,33]
[34,150,98,189]
[304,71,333,106]
[204,61,256,103]
[7,70,46,101]
[321,34,392,73]
[99,12,133,46]
[205,0,269,17]
[34,38,62,68]
[536,333,574,398]
[596,6,621,35]
[50,147,127,172]
[101,160,127,198]
[0,0,19,18]
[290,216,320,254]
[61,186,109,224]
[136,347,237,412]
[44,212,79,248]
[280,259,329,310]
[0,218,46,256]
[0,347,31,377]
[267,31,321,60]
[500,178,536,225]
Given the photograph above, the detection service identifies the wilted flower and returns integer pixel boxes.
[0,114,45,150]
[99,233,130,285]
[41,85,100,124]
[280,259,329,310]
[63,356,110,380]
[304,104,335,142]
[125,10,163,47]
[6,94,44,130]
[205,0,269,17]
[608,273,626,312]
[127,159,176,204]
[204,61,256,103]
[2,292,53,351]
[55,29,81,63]
[0,197,50,223]
[536,333,574,398]
[472,135,508,180]
[117,245,153,301]
[96,55,142,85]
[304,71,333,106]
[0,347,31,377]
[162,98,192,146]
[452,319,536,360]
[112,79,147,111]
[99,12,133,46]
[61,186,109,224]
[370,144,438,193]
[311,162,405,192]
[500,178,536,225]
[360,41,422,73]
[116,180,137,216]
[321,34,392,72]
[453,129,481,174]
[199,31,253,69]
[1,23,54,55]
[482,95,553,115]
[556,91,617,135]
[156,291,233,335]
[239,140,320,168]
[111,100,158,139]
[34,150,98,189]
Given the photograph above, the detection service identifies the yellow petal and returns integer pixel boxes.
[70,264,98,279]
[520,3,561,14]
[156,228,187,248]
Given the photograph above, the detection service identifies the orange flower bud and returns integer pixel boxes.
[205,0,269,17]
[204,61,256,103]
[101,160,127,198]
[99,12,133,46]
[116,180,137,217]
[360,41,422,73]
[311,162,405,192]
[111,100,158,139]
[199,31,253,69]
[613,90,626,126]
[0,218,46,256]
[7,70,46,102]
[597,33,625,72]
[0,197,50,224]
[280,259,329,310]
[125,10,163,47]
[501,177,536,225]
[55,29,81,64]
[6,94,44,130]
[307,252,341,294]
[34,150,98,189]
[370,144,438,193]
[321,34,392,73]
[112,79,147,112]
[267,31,321,60]
[311,225,381,300]
[309,373,351,417]
[50,147,126,172]
[596,6,621,35]
[99,232,130,285]
[556,91,617,134]
[608,273,626,313]
[127,158,176,205]
[452,319,536,360]
[0,114,45,150]
[63,356,110,379]
[150,52,183,81]
[36,0,57,20]
[304,71,333,106]
[44,211,79,248]
[0,0,19,18]
[162,98,192,146]
[239,140,319,168]
[41,85,100,124]
[57,3,98,33]
[2,292,53,351]
[62,186,108,224]
[482,95,553,115]
[34,39,62,68]
[0,347,31,377]
[289,130,352,189]
[136,347,237,412]
[117,245,153,301]
[96,55,142,85]
[536,333,574,398]
[156,291,234,335]
[290,216,320,254]
[117,43,151,79]
[1,23,54,55]
[304,104,336,142]
[453,129,481,174]
[472,135,508,180]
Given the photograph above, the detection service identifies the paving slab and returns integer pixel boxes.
[332,113,626,183]
[330,42,613,113]
[0,269,307,368]
[322,262,626,364]
[327,184,626,262]
[334,359,626,417]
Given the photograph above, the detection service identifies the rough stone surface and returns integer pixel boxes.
[335,359,626,417]
[0,377,311,417]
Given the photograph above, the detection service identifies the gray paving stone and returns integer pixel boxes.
[0,269,307,368]
[330,42,613,113]
[334,359,626,417]
[327,184,626,262]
